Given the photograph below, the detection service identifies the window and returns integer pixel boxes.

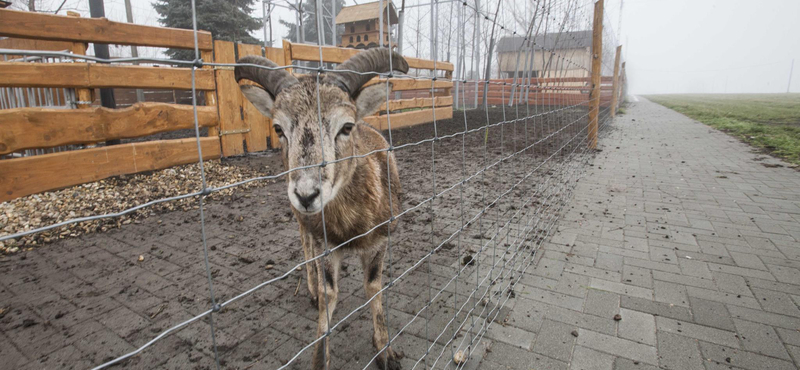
[351,25,355,33]
[364,35,369,41]
[350,36,353,42]
[385,35,388,41]
[366,23,371,31]
[357,35,361,42]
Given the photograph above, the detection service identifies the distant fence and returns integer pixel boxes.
[460,76,615,106]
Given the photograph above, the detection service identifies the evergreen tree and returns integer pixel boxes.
[279,0,345,45]
[154,0,262,61]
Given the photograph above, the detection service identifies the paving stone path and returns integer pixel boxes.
[2,97,800,370]
[477,98,800,369]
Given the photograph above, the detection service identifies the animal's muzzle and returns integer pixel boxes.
[295,188,320,209]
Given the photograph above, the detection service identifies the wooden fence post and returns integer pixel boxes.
[620,61,626,104]
[213,40,246,156]
[610,45,622,118]
[66,11,93,109]
[201,48,219,137]
[588,0,604,149]
[237,43,269,153]
[265,46,287,148]
[282,39,293,74]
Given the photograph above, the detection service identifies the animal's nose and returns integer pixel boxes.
[295,188,320,209]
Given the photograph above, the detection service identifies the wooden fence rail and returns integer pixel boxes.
[458,79,614,107]
[0,8,212,50]
[0,138,220,201]
[0,104,218,155]
[0,62,216,90]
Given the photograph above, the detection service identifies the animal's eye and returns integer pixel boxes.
[274,125,285,138]
[338,123,355,137]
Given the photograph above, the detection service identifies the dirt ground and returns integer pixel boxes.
[0,106,601,369]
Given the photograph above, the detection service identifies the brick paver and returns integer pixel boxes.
[481,98,800,369]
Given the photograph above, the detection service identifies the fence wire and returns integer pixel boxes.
[0,0,621,369]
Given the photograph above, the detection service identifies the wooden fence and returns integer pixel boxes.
[458,77,614,107]
[0,9,219,202]
[0,8,617,203]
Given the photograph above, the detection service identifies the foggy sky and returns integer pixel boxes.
[10,0,799,95]
[618,0,799,95]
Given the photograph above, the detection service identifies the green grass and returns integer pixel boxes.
[647,94,800,165]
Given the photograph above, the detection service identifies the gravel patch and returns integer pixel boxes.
[0,156,280,253]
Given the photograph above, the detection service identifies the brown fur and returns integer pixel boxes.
[259,75,402,370]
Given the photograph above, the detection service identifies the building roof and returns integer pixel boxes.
[335,1,398,25]
[497,30,592,53]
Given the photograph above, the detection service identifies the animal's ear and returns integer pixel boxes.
[240,84,274,118]
[354,83,389,120]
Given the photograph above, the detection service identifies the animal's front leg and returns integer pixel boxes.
[312,247,342,370]
[301,231,319,307]
[361,247,402,370]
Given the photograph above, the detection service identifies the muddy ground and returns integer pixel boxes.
[0,106,602,369]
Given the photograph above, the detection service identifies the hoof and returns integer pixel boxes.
[375,348,403,370]
[309,296,319,308]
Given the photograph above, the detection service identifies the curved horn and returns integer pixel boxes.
[323,48,410,96]
[234,55,299,98]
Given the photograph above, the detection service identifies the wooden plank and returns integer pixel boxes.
[286,42,454,71]
[0,137,220,202]
[0,8,212,51]
[0,103,218,155]
[213,40,246,156]
[362,78,452,91]
[0,37,74,60]
[380,96,453,111]
[237,43,269,153]
[482,97,598,106]
[363,106,453,131]
[0,62,88,87]
[266,46,287,66]
[477,91,589,99]
[0,62,215,90]
[474,85,596,93]
[469,76,612,85]
[89,64,215,90]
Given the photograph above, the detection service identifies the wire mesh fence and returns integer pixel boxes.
[0,0,622,369]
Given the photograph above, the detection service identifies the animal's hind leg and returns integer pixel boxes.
[361,246,402,370]
[312,247,342,370]
[301,231,319,306]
